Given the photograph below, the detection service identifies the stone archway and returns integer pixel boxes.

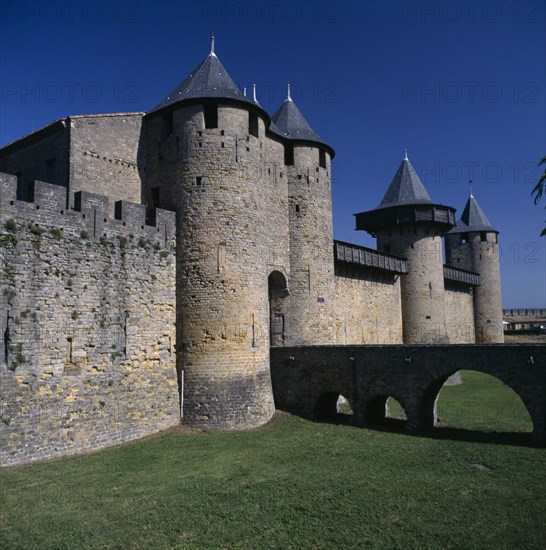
[268,271,289,347]
[365,394,408,429]
[314,392,353,423]
[420,370,535,436]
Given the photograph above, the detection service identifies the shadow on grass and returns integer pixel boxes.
[280,409,537,447]
[423,425,535,447]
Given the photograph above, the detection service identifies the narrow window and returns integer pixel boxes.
[284,144,294,166]
[319,149,326,169]
[45,158,56,184]
[3,318,10,364]
[295,204,300,213]
[14,172,23,200]
[480,232,487,242]
[67,337,73,363]
[460,233,469,244]
[204,105,218,128]
[248,112,259,138]
[162,112,174,137]
[151,187,160,208]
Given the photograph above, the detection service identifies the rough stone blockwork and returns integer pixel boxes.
[0,173,179,466]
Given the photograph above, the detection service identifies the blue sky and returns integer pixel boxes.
[0,0,544,307]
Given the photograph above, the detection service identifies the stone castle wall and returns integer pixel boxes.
[0,173,179,466]
[445,284,475,343]
[334,264,403,344]
[68,114,144,213]
[0,121,70,201]
[0,114,145,216]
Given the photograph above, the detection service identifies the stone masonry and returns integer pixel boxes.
[0,174,178,466]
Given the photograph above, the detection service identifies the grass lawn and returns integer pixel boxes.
[1,371,545,549]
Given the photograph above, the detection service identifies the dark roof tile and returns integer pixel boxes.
[270,98,327,146]
[149,52,253,112]
[376,156,433,209]
[448,194,497,234]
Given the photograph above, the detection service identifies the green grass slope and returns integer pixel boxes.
[1,371,544,549]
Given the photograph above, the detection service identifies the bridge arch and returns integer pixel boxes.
[313,391,354,423]
[420,369,536,436]
[365,394,408,429]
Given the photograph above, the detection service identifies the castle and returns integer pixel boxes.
[0,39,503,465]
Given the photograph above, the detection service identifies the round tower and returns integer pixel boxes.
[355,152,456,343]
[270,85,336,345]
[445,193,503,343]
[143,38,278,429]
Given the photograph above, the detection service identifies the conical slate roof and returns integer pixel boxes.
[270,97,328,147]
[376,155,433,209]
[448,194,497,234]
[149,48,253,113]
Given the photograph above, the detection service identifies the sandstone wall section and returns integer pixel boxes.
[0,173,178,466]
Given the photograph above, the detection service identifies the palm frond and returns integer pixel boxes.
[531,155,546,205]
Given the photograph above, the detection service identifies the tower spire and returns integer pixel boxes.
[404,148,408,161]
[287,82,292,101]
[210,33,216,57]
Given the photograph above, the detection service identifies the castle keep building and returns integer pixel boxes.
[0,41,503,465]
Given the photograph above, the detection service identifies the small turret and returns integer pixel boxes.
[271,85,336,344]
[355,152,456,343]
[445,193,503,343]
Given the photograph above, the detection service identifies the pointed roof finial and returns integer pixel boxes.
[287,82,293,101]
[404,148,408,161]
[243,86,247,97]
[252,83,257,102]
[210,33,216,57]
[469,179,473,197]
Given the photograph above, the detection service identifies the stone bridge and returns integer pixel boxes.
[270,344,546,444]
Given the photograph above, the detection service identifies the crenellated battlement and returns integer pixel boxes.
[0,172,176,246]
